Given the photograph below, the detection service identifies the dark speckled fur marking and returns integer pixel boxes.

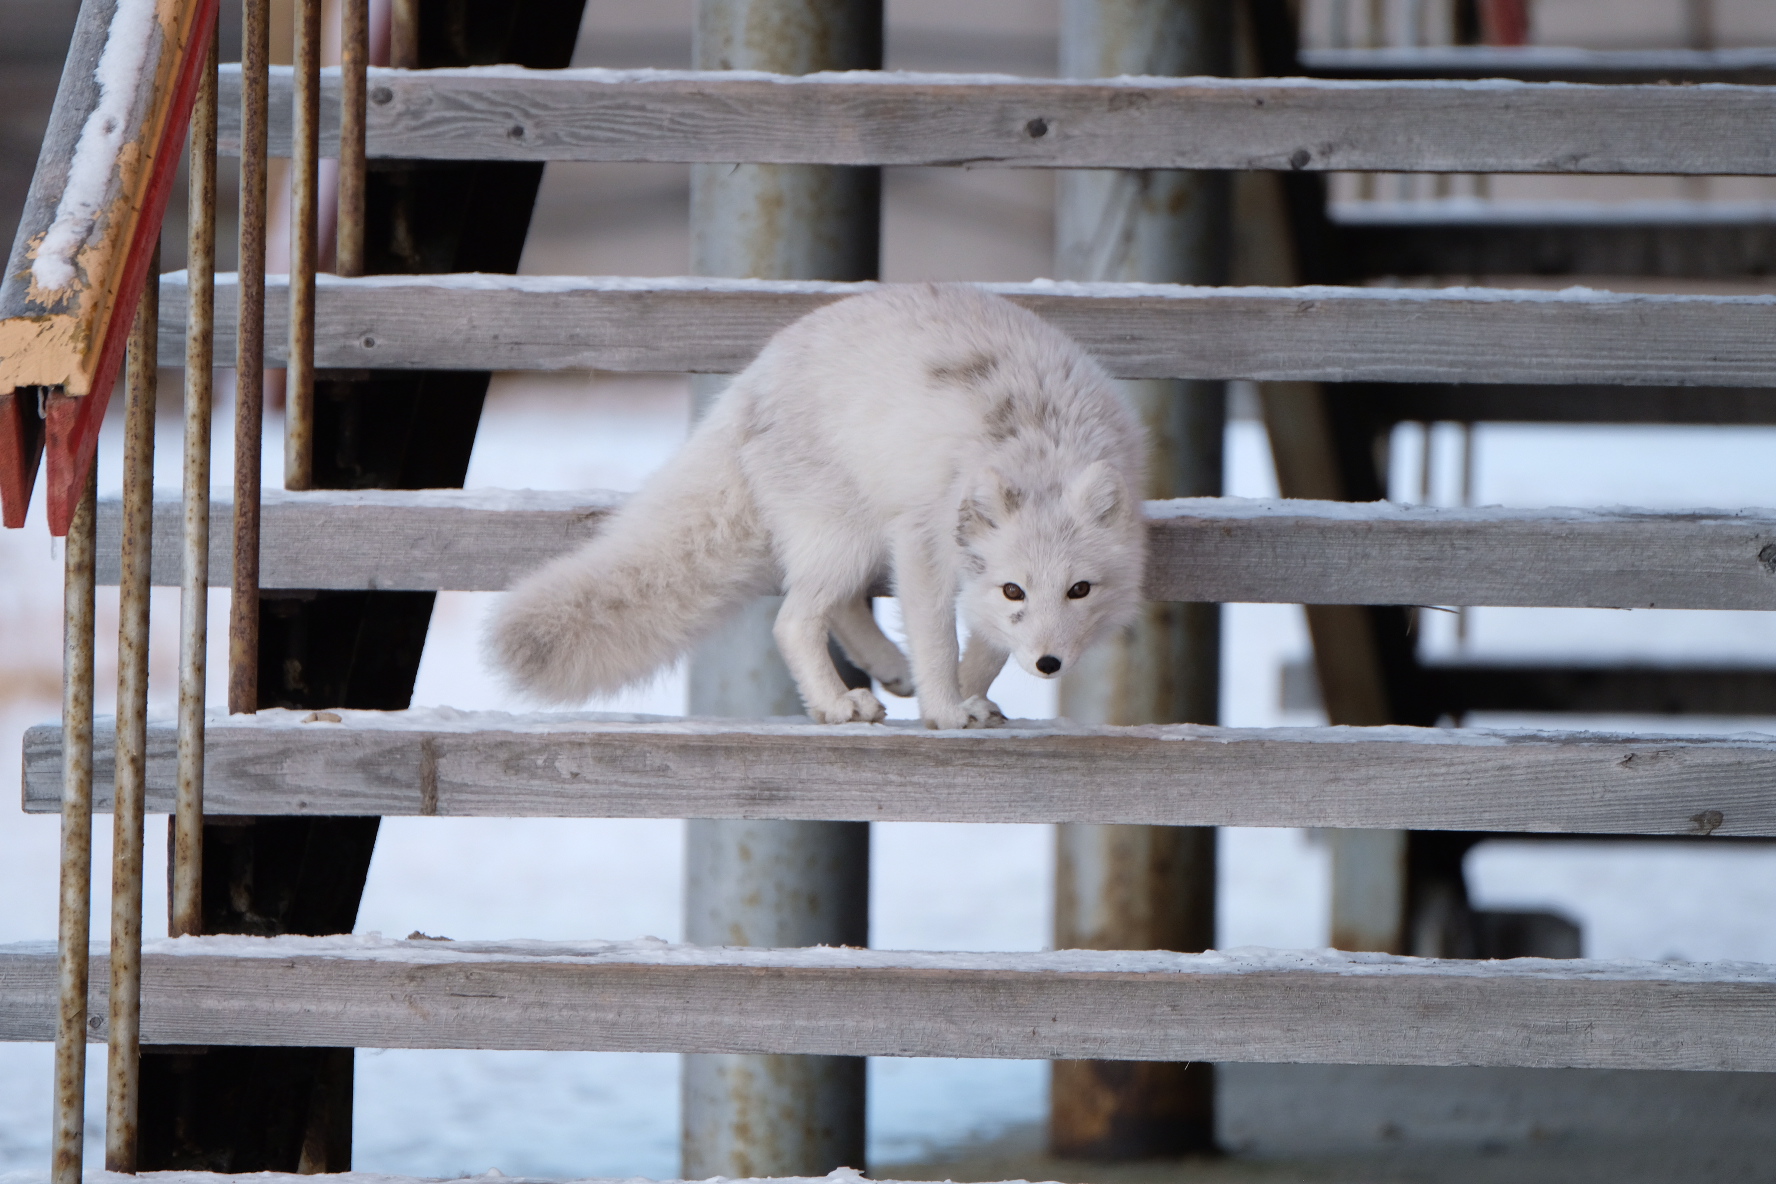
[928,352,1000,389]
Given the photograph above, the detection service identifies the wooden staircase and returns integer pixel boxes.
[6,0,1776,1179]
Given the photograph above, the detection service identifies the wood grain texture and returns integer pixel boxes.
[156,272,1776,387]
[19,712,1776,837]
[4,939,1776,1071]
[92,490,1776,611]
[213,65,1776,175]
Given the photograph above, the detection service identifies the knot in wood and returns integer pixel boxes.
[1025,117,1048,138]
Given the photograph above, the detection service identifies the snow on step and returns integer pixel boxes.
[3,936,1774,1071]
[155,272,1776,387]
[19,710,1775,836]
[93,489,1776,610]
[214,64,1776,175]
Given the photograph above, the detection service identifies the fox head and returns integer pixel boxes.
[956,460,1145,681]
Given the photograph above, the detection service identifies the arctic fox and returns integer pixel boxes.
[487,283,1147,729]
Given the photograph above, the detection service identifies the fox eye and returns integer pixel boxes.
[1068,581,1091,599]
[1002,583,1026,601]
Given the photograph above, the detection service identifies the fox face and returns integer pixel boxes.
[956,461,1146,680]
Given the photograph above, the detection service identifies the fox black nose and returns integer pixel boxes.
[1036,655,1061,675]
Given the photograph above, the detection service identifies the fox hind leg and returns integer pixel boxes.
[830,596,914,697]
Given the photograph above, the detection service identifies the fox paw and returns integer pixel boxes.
[877,672,915,698]
[814,688,887,725]
[923,696,1006,730]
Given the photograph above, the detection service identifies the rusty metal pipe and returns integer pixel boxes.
[389,0,418,68]
[1052,0,1231,1159]
[682,3,880,1178]
[231,0,269,715]
[106,241,158,1173]
[285,0,320,491]
[174,25,219,939]
[51,465,98,1184]
[336,0,368,277]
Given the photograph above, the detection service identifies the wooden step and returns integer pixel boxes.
[1301,45,1776,85]
[92,489,1776,611]
[2,936,1772,1071]
[153,273,1776,386]
[19,711,1774,836]
[1333,199,1776,282]
[218,64,1776,175]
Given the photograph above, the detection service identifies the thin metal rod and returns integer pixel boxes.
[336,0,368,277]
[389,0,418,68]
[51,464,97,1184]
[106,240,158,1174]
[231,0,269,715]
[285,0,320,491]
[174,23,219,939]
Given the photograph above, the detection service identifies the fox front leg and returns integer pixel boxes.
[773,588,886,724]
[958,633,1009,704]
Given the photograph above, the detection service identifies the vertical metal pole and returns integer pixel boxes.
[51,465,97,1184]
[174,24,219,939]
[232,0,269,716]
[1686,0,1717,51]
[389,0,419,68]
[285,0,320,491]
[682,2,879,1178]
[336,0,369,278]
[682,821,869,1177]
[1052,0,1230,1159]
[107,241,158,1174]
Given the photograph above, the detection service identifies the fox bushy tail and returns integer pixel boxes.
[486,400,772,702]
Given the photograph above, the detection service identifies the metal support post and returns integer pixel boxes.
[174,20,218,940]
[107,242,159,1173]
[231,0,269,716]
[1052,0,1231,1159]
[336,0,368,278]
[681,1,880,1178]
[285,0,321,490]
[51,466,97,1184]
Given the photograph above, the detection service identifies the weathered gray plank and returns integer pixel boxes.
[156,273,1776,386]
[18,711,1776,837]
[3,938,1774,1071]
[94,489,620,592]
[217,64,1776,175]
[1333,200,1776,282]
[1301,45,1776,85]
[93,490,1776,611]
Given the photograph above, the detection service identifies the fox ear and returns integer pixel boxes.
[1067,461,1130,525]
[961,467,1022,535]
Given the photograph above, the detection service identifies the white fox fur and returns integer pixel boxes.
[487,283,1147,729]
